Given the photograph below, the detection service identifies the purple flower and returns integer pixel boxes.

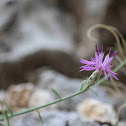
[80,44,119,82]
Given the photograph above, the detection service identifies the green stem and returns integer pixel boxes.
[0,59,126,121]
[0,85,89,121]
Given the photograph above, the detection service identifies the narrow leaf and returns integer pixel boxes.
[51,88,62,101]
[7,103,13,116]
[89,88,99,96]
[0,121,8,126]
[4,110,10,126]
[36,109,43,126]
[79,80,86,91]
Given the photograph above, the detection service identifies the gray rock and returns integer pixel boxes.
[0,0,18,55]
[0,0,82,89]
[0,0,17,33]
[118,120,126,126]
[9,111,100,126]
[0,0,75,62]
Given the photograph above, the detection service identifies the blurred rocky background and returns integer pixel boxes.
[0,0,126,126]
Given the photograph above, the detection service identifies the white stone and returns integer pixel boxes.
[77,98,117,125]
[28,89,56,111]
[5,83,34,111]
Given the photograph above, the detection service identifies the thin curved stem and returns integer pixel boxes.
[87,24,124,58]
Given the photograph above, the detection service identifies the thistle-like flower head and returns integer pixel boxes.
[80,44,119,82]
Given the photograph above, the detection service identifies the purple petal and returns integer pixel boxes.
[101,44,103,53]
[91,57,95,62]
[106,69,119,81]
[103,51,118,67]
[79,69,85,72]
[99,52,104,65]
[104,70,108,80]
[95,52,99,64]
[109,70,117,75]
[80,66,84,68]
[84,67,96,71]
[107,70,119,80]
[80,58,94,65]
[112,74,119,80]
[111,51,118,58]
[80,66,96,71]
[103,50,118,68]
[102,54,110,67]
[106,64,113,68]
